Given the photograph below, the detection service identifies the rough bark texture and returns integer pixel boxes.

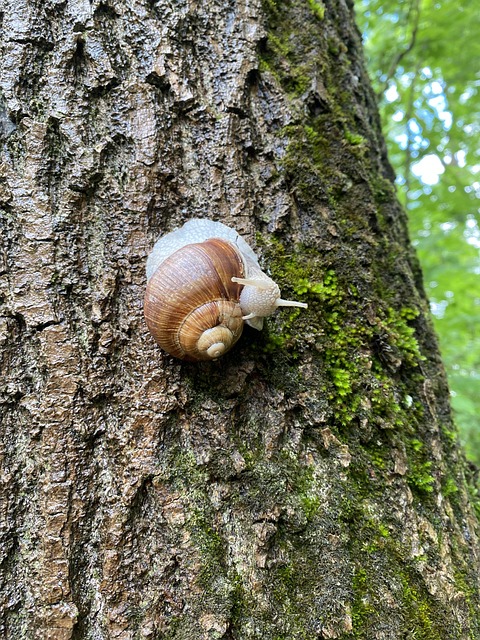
[0,0,479,639]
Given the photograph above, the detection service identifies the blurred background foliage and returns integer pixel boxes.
[354,0,480,463]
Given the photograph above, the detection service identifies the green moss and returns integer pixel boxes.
[259,38,311,96]
[263,0,280,15]
[258,1,325,99]
[279,123,331,200]
[208,452,327,636]
[249,0,480,636]
[264,243,425,428]
[408,463,435,493]
[168,449,208,488]
[293,268,340,299]
[371,174,397,205]
[267,557,324,639]
[306,0,325,20]
[255,241,316,357]
[329,366,352,398]
[344,128,366,146]
[441,425,459,446]
[403,438,436,495]
[390,307,425,363]
[351,561,447,639]
[322,295,423,427]
[442,475,459,497]
[407,455,435,494]
[411,438,424,453]
[300,493,321,520]
[260,328,288,354]
[351,567,376,634]
[399,575,438,640]
[266,32,293,59]
[190,514,224,572]
[367,445,388,471]
[229,573,256,629]
[258,183,426,428]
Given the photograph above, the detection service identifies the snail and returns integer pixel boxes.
[144,218,308,361]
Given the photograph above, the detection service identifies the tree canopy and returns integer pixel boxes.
[355,0,480,463]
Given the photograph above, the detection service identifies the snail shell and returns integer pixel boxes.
[144,219,307,361]
[145,238,245,361]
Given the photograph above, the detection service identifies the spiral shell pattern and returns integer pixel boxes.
[144,238,245,361]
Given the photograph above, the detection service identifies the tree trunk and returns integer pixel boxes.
[1,0,479,638]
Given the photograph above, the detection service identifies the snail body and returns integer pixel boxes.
[144,219,307,361]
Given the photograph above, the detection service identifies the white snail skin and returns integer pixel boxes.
[144,218,308,361]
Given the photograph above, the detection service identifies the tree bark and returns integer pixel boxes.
[0,0,479,638]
